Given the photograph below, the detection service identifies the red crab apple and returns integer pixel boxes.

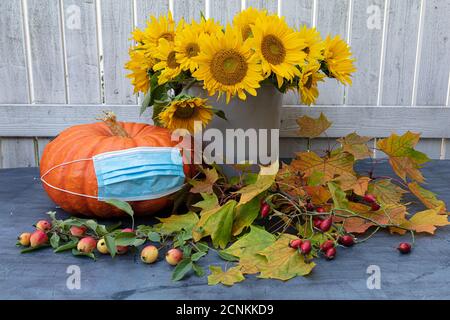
[70,226,87,237]
[260,202,270,218]
[289,239,303,249]
[35,220,52,231]
[30,230,48,248]
[320,240,335,252]
[397,242,411,254]
[325,247,337,260]
[300,240,312,255]
[339,235,355,247]
[18,232,32,246]
[141,245,159,264]
[166,248,183,266]
[116,246,129,255]
[319,218,333,232]
[77,236,97,253]
[121,228,134,234]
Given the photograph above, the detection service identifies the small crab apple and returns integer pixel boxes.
[122,228,134,234]
[116,246,129,255]
[320,240,335,252]
[30,230,48,248]
[77,236,97,253]
[300,240,312,255]
[18,232,31,246]
[35,220,52,231]
[166,248,183,266]
[339,235,355,247]
[363,194,377,203]
[70,226,87,237]
[325,247,337,260]
[371,202,381,211]
[289,239,303,249]
[397,242,412,254]
[96,238,109,254]
[141,245,159,264]
[260,202,270,218]
[319,217,333,232]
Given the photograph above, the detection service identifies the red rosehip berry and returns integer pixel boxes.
[313,217,322,228]
[363,194,377,203]
[371,202,381,211]
[289,239,303,249]
[325,247,337,260]
[300,240,312,255]
[320,240,335,252]
[316,207,326,213]
[306,202,315,211]
[397,242,411,254]
[319,217,333,232]
[260,202,270,218]
[339,235,355,247]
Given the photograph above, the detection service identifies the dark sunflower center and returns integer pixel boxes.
[261,34,286,65]
[186,43,200,57]
[242,25,253,40]
[210,49,248,85]
[167,51,179,69]
[160,32,174,42]
[174,106,195,119]
[303,46,310,54]
[305,75,313,89]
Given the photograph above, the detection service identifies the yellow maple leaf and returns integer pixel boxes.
[337,132,372,160]
[400,207,450,234]
[303,185,331,205]
[189,167,219,194]
[296,113,332,138]
[408,182,447,214]
[368,179,407,205]
[208,266,245,286]
[334,175,370,196]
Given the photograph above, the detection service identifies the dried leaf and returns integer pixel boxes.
[337,132,372,160]
[303,185,331,205]
[408,182,447,214]
[335,175,370,196]
[189,168,219,194]
[368,179,407,205]
[296,113,332,138]
[400,207,450,234]
[208,266,245,286]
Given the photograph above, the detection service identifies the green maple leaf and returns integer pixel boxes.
[155,211,199,235]
[327,181,349,209]
[408,182,447,214]
[367,179,407,206]
[232,196,261,236]
[208,266,245,286]
[257,234,315,281]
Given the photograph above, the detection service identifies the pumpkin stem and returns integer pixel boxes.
[100,111,130,138]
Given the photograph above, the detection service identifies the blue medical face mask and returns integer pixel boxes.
[92,147,185,201]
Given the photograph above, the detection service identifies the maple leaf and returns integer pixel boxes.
[189,168,219,194]
[155,212,199,235]
[221,226,276,274]
[377,132,429,183]
[193,193,219,212]
[408,182,447,214]
[276,163,307,198]
[208,266,245,286]
[232,196,261,236]
[303,185,331,205]
[296,112,332,138]
[400,207,450,234]
[328,182,349,209]
[337,132,372,160]
[292,150,355,182]
[234,161,278,205]
[257,234,315,280]
[367,179,407,206]
[334,175,370,196]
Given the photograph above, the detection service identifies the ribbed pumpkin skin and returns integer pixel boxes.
[40,121,190,218]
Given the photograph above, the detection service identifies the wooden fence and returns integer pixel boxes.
[0,0,449,168]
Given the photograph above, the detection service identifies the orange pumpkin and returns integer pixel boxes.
[40,113,191,218]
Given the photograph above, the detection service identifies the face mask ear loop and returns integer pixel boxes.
[40,158,98,199]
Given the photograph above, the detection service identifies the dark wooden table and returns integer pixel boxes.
[1,160,450,300]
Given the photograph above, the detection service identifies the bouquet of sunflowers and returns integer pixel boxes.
[125,8,356,134]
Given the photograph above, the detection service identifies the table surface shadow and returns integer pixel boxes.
[1,160,450,300]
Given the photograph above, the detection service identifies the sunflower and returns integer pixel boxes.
[159,97,214,133]
[250,15,307,88]
[233,7,267,40]
[141,11,176,49]
[193,26,263,103]
[152,38,182,85]
[175,23,202,72]
[323,35,356,85]
[298,62,325,105]
[298,26,324,62]
[192,17,223,36]
[125,48,154,94]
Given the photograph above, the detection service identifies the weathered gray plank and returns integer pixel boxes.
[209,0,241,25]
[415,139,443,160]
[281,0,313,105]
[346,0,385,105]
[247,0,278,14]
[173,0,205,22]
[101,0,136,104]
[37,137,53,165]
[415,0,450,106]
[0,137,36,168]
[381,0,420,106]
[135,0,170,29]
[0,0,29,103]
[280,138,339,158]
[63,0,101,104]
[315,0,349,105]
[27,0,66,103]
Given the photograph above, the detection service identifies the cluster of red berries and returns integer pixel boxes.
[289,234,355,260]
[362,194,381,211]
